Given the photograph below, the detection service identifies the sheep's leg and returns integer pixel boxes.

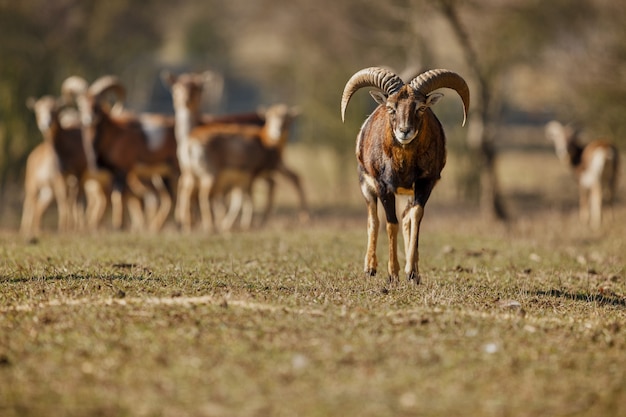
[84,178,106,231]
[52,174,69,232]
[111,188,124,230]
[143,189,159,226]
[402,208,411,272]
[259,176,276,226]
[20,187,37,237]
[380,192,399,281]
[149,175,172,232]
[198,175,216,233]
[364,197,379,277]
[277,163,309,223]
[221,187,243,232]
[606,155,618,209]
[589,182,602,230]
[66,175,81,231]
[386,222,400,282]
[240,187,255,230]
[403,205,424,283]
[404,179,436,283]
[176,170,195,230]
[125,192,145,232]
[33,186,54,237]
[578,185,590,225]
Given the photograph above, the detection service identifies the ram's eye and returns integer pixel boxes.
[387,107,396,115]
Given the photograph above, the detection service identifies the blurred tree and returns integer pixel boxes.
[0,0,624,222]
[433,0,601,220]
[0,0,173,211]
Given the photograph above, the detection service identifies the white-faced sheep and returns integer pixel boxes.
[22,95,109,241]
[341,67,469,283]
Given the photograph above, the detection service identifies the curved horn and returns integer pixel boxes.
[88,75,126,115]
[61,76,88,100]
[409,69,470,126]
[341,67,404,122]
[88,75,126,102]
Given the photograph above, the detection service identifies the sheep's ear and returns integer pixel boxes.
[369,91,387,106]
[26,97,36,109]
[425,92,443,107]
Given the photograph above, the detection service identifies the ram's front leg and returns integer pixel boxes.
[364,196,379,276]
[380,192,400,282]
[404,179,435,283]
[403,204,424,283]
[386,222,400,282]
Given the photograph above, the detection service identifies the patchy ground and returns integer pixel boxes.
[0,201,624,417]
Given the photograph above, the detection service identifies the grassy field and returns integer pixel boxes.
[0,147,625,417]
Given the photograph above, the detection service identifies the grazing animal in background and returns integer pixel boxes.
[184,104,302,232]
[545,120,620,229]
[341,67,470,283]
[160,70,228,230]
[20,140,69,241]
[162,71,308,231]
[21,95,109,241]
[63,75,179,231]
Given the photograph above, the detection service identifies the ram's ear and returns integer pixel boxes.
[369,91,388,106]
[425,92,443,107]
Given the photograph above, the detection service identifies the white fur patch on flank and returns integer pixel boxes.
[580,148,607,188]
[143,127,168,151]
[360,172,377,199]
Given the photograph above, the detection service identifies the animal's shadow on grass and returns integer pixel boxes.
[1,264,152,284]
[533,288,626,308]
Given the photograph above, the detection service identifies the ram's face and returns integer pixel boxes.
[384,87,443,146]
[386,89,424,145]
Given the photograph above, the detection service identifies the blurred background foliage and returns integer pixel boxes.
[0,0,624,220]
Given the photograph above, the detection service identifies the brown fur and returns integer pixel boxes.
[185,104,306,232]
[164,72,307,231]
[354,86,448,283]
[546,121,620,229]
[22,96,109,240]
[79,93,179,231]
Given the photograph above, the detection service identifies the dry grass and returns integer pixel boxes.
[0,148,625,416]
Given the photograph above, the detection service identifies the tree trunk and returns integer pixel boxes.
[438,0,508,221]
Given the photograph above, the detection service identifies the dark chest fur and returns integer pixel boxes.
[357,114,446,192]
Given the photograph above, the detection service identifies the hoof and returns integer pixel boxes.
[388,274,399,285]
[407,272,421,285]
[365,268,377,277]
